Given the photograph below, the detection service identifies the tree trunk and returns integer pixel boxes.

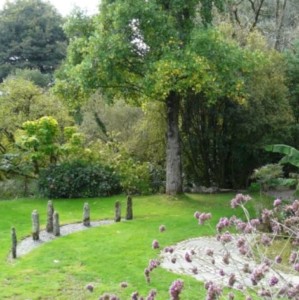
[166,92,183,194]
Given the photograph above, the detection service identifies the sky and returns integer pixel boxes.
[0,0,100,16]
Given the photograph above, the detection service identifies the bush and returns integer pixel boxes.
[38,161,121,198]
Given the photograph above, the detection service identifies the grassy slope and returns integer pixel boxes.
[0,193,270,299]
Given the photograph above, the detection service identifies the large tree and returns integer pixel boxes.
[55,0,233,194]
[0,0,67,81]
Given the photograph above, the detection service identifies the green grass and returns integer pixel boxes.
[0,193,272,299]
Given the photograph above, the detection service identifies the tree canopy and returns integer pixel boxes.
[0,0,67,81]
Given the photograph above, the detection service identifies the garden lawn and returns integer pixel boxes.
[0,193,272,299]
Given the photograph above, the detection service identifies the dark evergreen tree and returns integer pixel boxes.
[0,0,67,81]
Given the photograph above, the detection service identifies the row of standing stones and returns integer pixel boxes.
[11,196,133,259]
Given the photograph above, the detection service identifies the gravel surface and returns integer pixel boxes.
[160,235,299,289]
[15,220,113,257]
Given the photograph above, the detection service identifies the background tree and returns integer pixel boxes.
[219,0,299,51]
[54,0,231,195]
[181,30,293,188]
[0,0,67,81]
[0,76,71,180]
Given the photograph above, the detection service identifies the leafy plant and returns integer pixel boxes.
[265,144,299,168]
[38,161,121,198]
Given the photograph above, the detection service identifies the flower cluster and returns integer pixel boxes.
[194,211,212,225]
[159,225,166,232]
[152,240,160,249]
[231,193,251,208]
[169,279,184,300]
[205,281,222,300]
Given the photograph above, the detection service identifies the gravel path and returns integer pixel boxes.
[160,235,299,289]
[16,220,113,257]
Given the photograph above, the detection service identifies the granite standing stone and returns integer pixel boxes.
[46,200,54,233]
[11,227,17,259]
[53,211,60,236]
[83,202,90,226]
[126,196,133,220]
[115,201,121,222]
[31,209,40,241]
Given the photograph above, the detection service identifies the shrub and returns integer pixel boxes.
[38,161,121,198]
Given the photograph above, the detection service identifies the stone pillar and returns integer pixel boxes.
[11,227,17,259]
[32,209,40,241]
[46,200,54,233]
[53,211,60,236]
[115,201,121,222]
[126,196,133,220]
[83,202,90,227]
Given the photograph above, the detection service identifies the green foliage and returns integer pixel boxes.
[95,139,155,195]
[16,116,60,173]
[251,164,284,191]
[0,0,67,81]
[265,144,299,168]
[38,161,121,198]
[8,68,52,87]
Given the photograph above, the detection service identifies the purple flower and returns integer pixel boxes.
[194,211,201,219]
[239,245,250,256]
[260,234,272,246]
[85,283,94,292]
[261,209,273,223]
[152,240,160,249]
[250,264,268,285]
[235,220,247,232]
[144,268,150,283]
[169,279,184,300]
[205,248,214,257]
[250,218,260,227]
[236,237,246,248]
[148,259,160,271]
[242,263,251,273]
[219,231,233,244]
[146,289,157,300]
[219,269,225,276]
[292,200,299,213]
[131,291,139,300]
[205,281,222,300]
[120,281,128,288]
[269,276,279,286]
[228,273,236,287]
[259,289,271,297]
[198,212,212,225]
[222,252,230,264]
[216,217,230,232]
[273,198,282,207]
[171,257,177,264]
[184,251,192,263]
[289,251,298,264]
[164,246,174,253]
[231,194,251,208]
[159,225,166,232]
[294,263,299,272]
[275,255,282,264]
